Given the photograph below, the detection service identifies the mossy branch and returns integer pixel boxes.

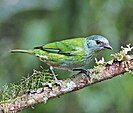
[0,45,133,113]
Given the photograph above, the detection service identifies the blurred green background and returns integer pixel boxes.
[0,0,133,113]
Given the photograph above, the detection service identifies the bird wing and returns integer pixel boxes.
[34,38,85,56]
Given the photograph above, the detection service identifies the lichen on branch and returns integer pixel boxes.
[0,67,56,103]
[0,45,133,113]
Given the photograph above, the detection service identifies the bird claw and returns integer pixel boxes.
[49,66,62,86]
[54,77,62,86]
[73,68,91,79]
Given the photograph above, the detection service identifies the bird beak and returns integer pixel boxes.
[103,44,113,50]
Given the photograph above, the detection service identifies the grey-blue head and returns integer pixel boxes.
[86,35,112,52]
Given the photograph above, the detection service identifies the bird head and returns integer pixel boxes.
[86,35,112,52]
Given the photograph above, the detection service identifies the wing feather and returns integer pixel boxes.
[34,38,85,56]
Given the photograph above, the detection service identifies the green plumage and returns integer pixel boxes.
[40,38,86,69]
[11,35,112,71]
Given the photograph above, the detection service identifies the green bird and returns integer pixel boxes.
[11,35,112,84]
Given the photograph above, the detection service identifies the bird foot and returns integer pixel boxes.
[50,66,62,86]
[53,75,62,86]
[73,68,91,79]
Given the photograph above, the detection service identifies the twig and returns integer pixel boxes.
[0,57,133,113]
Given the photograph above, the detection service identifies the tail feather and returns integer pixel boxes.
[10,49,34,54]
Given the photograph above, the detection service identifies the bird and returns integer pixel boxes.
[11,35,112,85]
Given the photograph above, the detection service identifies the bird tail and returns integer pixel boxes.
[10,49,34,55]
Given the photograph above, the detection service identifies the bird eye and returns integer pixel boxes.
[96,40,101,45]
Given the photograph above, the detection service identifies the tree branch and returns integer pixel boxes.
[1,46,133,113]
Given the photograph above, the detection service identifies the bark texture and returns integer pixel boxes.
[0,58,133,113]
